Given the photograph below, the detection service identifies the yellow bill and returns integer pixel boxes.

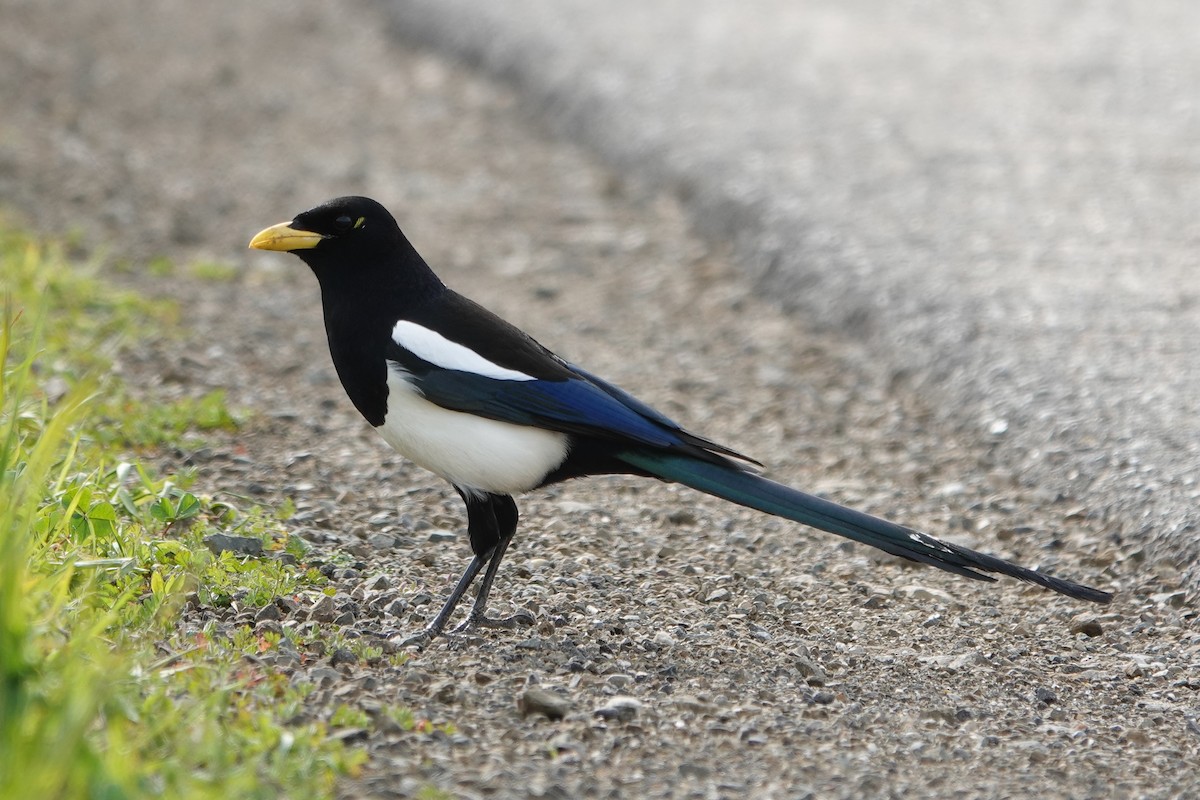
[248,222,324,251]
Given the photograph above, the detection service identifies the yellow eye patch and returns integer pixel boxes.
[354,217,366,229]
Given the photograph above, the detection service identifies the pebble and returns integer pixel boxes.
[705,588,731,603]
[1150,591,1186,608]
[606,674,634,689]
[672,695,717,714]
[666,509,697,526]
[518,687,572,721]
[895,584,958,606]
[307,667,341,687]
[429,680,459,704]
[329,647,357,666]
[595,696,642,722]
[274,597,299,615]
[793,653,828,687]
[367,533,397,550]
[1035,687,1058,705]
[1070,615,1104,637]
[203,533,263,557]
[255,619,283,637]
[309,595,337,623]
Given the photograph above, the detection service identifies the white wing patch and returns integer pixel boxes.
[392,320,535,381]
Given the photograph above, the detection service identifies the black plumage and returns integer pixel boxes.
[249,196,1112,646]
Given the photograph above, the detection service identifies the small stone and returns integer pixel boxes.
[518,687,571,720]
[309,595,337,623]
[309,667,341,686]
[666,509,697,526]
[330,647,357,666]
[812,691,836,705]
[255,619,283,637]
[255,603,282,623]
[203,533,263,557]
[793,654,828,687]
[429,680,459,704]
[1034,687,1057,705]
[1069,615,1104,637]
[606,674,634,689]
[895,584,957,605]
[653,630,675,647]
[275,596,299,615]
[1150,590,1187,609]
[673,695,716,714]
[329,727,369,744]
[704,588,731,603]
[595,696,641,722]
[427,530,457,543]
[367,533,396,550]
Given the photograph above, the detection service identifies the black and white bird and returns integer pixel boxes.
[249,196,1112,646]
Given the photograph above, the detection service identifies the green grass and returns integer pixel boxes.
[0,227,379,799]
[97,389,240,449]
[187,261,240,282]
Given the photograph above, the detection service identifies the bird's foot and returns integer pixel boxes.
[395,610,533,649]
[450,609,534,635]
[395,627,440,650]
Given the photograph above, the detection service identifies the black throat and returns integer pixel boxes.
[304,237,443,426]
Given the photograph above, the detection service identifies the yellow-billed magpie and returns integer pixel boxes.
[250,197,1112,645]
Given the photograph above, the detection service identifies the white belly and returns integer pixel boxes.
[378,367,570,494]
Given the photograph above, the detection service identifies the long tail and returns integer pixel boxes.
[619,450,1112,604]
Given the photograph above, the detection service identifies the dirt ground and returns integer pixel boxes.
[2,1,1197,797]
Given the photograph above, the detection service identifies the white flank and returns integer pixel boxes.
[379,366,569,494]
[392,320,535,381]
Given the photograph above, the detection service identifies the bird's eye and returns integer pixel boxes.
[334,215,354,231]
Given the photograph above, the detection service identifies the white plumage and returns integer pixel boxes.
[392,320,536,381]
[379,365,568,494]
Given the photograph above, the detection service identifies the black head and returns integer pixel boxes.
[249,196,415,276]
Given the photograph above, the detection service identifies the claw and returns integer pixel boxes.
[396,628,438,649]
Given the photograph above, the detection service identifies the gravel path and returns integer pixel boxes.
[3,1,1197,798]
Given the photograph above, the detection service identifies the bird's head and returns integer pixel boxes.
[249,196,405,273]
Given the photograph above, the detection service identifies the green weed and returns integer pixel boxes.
[0,227,369,799]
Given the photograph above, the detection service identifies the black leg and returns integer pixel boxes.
[397,551,488,647]
[452,494,534,633]
[399,491,530,648]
